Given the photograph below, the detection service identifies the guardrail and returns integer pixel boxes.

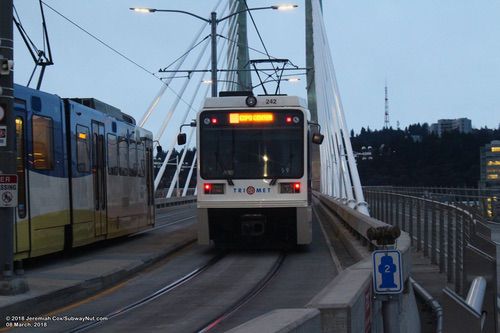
[364,186,499,223]
[364,188,493,295]
[364,187,498,332]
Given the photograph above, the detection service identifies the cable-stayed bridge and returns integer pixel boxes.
[145,0,369,217]
[0,1,499,332]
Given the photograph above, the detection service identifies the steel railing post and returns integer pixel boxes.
[455,211,462,294]
[409,197,414,245]
[423,199,429,257]
[395,194,400,229]
[431,201,437,264]
[447,207,453,282]
[402,196,406,232]
[416,199,421,251]
[439,207,445,273]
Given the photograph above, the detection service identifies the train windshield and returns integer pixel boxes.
[199,110,304,180]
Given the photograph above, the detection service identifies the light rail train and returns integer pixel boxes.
[12,84,155,259]
[180,93,322,248]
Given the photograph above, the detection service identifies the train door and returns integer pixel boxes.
[13,99,30,256]
[145,141,154,223]
[92,122,106,236]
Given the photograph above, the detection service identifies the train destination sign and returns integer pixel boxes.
[229,112,274,124]
[0,174,18,207]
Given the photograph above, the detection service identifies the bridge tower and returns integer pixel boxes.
[305,0,322,190]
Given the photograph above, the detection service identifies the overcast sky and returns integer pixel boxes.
[12,0,500,139]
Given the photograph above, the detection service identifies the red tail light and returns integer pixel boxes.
[279,182,301,194]
[203,183,224,194]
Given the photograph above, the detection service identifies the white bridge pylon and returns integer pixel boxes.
[311,0,368,215]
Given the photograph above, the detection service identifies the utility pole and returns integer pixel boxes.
[0,0,28,294]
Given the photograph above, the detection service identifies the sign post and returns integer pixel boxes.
[367,226,403,333]
[0,0,28,294]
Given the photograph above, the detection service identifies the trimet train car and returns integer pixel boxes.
[193,94,322,248]
[12,84,155,259]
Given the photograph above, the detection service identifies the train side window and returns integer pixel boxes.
[118,136,128,176]
[137,142,145,177]
[15,117,27,219]
[107,134,118,175]
[76,125,90,173]
[129,140,137,177]
[32,115,54,170]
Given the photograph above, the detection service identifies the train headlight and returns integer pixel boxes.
[245,95,257,107]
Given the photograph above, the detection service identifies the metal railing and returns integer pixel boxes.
[364,188,477,295]
[364,186,499,223]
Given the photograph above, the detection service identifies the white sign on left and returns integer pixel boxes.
[0,174,18,207]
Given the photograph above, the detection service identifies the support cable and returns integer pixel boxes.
[154,32,229,191]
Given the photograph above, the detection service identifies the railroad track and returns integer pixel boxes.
[196,253,286,333]
[67,253,226,333]
[66,252,286,333]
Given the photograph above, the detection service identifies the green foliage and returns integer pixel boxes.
[352,126,500,187]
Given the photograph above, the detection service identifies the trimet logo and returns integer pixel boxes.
[233,186,271,195]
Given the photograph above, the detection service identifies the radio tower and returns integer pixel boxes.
[384,82,390,129]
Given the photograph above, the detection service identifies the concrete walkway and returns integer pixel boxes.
[410,248,449,332]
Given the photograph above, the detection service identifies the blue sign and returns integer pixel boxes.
[372,249,403,294]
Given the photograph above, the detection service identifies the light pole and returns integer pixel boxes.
[130,4,298,97]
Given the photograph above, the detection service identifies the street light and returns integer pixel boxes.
[130,4,298,97]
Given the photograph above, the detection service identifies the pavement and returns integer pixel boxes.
[0,207,197,325]
[410,248,448,332]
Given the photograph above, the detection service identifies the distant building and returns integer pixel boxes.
[479,140,500,221]
[480,140,500,189]
[429,118,472,137]
[355,146,373,160]
[410,135,422,143]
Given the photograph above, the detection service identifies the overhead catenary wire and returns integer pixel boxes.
[40,0,156,78]
[154,38,211,142]
[243,0,272,62]
[154,14,231,192]
[39,0,205,124]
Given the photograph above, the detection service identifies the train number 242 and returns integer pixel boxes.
[265,98,277,104]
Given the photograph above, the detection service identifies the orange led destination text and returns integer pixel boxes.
[229,113,274,124]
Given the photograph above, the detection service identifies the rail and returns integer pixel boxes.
[364,188,480,294]
[364,187,498,332]
[364,186,499,223]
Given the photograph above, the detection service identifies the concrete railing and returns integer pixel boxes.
[308,192,417,333]
[154,196,196,210]
[229,192,420,333]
